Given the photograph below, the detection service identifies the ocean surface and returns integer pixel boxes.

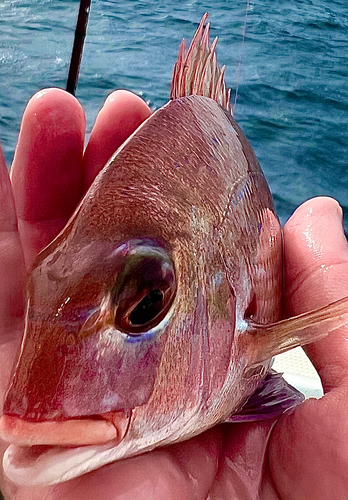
[0,0,347,229]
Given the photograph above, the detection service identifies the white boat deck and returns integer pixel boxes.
[273,347,323,399]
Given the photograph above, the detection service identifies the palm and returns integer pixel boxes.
[1,90,347,500]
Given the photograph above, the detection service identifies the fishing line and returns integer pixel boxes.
[233,0,250,113]
[66,0,92,96]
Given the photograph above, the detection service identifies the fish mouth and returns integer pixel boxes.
[0,412,130,447]
[0,412,131,486]
[3,441,118,486]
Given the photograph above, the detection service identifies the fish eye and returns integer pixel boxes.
[129,289,164,326]
[111,242,176,335]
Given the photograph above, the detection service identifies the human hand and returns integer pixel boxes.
[206,197,348,500]
[1,89,348,500]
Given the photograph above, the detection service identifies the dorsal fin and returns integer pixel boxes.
[170,13,232,114]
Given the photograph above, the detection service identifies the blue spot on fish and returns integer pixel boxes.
[124,330,154,343]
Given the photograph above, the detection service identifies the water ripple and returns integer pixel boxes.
[0,0,347,230]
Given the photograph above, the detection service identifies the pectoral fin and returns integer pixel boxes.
[226,371,304,423]
[243,296,348,366]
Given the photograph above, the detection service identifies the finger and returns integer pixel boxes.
[283,196,348,392]
[82,90,151,191]
[11,88,86,268]
[207,420,276,499]
[0,141,26,336]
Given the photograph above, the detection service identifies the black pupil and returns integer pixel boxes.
[129,289,164,326]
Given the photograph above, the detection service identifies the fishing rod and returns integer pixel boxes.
[66,0,92,96]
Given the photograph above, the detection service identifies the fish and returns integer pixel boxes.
[1,13,348,487]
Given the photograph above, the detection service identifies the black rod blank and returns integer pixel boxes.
[66,0,92,96]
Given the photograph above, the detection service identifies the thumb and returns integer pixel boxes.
[283,196,348,392]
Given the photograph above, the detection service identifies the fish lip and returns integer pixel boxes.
[1,410,133,486]
[3,441,117,486]
[0,410,131,447]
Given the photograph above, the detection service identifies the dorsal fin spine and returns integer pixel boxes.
[173,39,186,97]
[170,14,232,114]
[191,25,210,94]
[215,65,226,105]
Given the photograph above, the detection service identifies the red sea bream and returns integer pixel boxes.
[1,14,347,486]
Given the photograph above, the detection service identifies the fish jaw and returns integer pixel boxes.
[3,442,118,487]
[0,412,131,447]
[1,408,207,486]
[0,411,131,486]
[1,366,253,487]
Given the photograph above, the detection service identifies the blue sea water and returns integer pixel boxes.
[0,0,347,228]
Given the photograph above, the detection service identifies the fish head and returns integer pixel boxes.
[4,138,243,425]
[0,14,288,485]
[1,94,276,485]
